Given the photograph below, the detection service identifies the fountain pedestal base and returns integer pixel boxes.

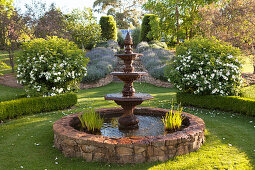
[118,114,139,130]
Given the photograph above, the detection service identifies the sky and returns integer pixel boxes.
[13,0,102,21]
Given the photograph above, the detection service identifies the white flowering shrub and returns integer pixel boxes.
[165,37,243,96]
[16,36,89,97]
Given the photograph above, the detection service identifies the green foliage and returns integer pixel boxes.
[78,108,104,133]
[93,0,144,29]
[117,30,124,48]
[16,36,89,97]
[99,16,117,41]
[144,0,214,42]
[177,92,255,116]
[131,27,141,47]
[165,37,243,96]
[66,8,102,49]
[163,101,184,131]
[0,93,77,120]
[140,14,160,42]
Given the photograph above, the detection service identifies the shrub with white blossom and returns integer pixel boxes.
[16,36,89,97]
[165,37,243,96]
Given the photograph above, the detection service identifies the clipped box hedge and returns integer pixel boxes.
[177,92,255,116]
[0,93,77,120]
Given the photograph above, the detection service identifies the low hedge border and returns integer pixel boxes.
[177,92,255,116]
[0,93,77,120]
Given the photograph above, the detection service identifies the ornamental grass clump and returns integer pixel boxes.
[78,108,104,133]
[163,102,184,132]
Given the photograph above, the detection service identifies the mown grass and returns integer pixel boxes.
[0,82,254,169]
[0,84,25,102]
[241,84,255,99]
[0,50,20,74]
[241,54,254,73]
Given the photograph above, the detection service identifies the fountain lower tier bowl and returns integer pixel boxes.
[111,72,148,82]
[53,107,205,163]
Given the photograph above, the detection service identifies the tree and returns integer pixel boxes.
[93,0,145,29]
[197,0,255,73]
[144,0,215,44]
[0,2,27,72]
[66,8,102,49]
[34,4,68,39]
[0,0,13,49]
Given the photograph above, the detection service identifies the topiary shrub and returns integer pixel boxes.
[16,36,89,97]
[140,14,160,42]
[99,16,117,41]
[117,30,124,48]
[131,27,141,48]
[165,37,243,96]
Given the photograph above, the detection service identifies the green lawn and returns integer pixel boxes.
[241,84,255,99]
[0,84,25,102]
[0,50,20,75]
[241,55,254,73]
[0,82,254,169]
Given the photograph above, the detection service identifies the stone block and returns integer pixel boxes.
[81,145,96,152]
[63,139,77,146]
[82,152,92,161]
[93,152,105,162]
[134,154,146,163]
[134,146,146,154]
[116,146,133,156]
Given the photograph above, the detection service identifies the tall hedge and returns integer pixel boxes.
[99,16,117,41]
[140,14,160,42]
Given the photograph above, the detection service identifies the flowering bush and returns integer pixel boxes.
[165,37,243,96]
[16,36,89,97]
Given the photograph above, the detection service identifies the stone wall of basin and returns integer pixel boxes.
[53,107,205,163]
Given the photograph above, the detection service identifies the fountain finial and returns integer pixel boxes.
[124,31,133,54]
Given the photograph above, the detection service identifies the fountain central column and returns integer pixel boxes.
[105,32,153,130]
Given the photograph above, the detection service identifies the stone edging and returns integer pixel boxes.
[53,107,205,163]
[79,74,113,89]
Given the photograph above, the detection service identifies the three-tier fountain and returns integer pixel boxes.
[105,32,153,130]
[53,32,206,163]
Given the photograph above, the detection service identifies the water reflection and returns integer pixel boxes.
[101,115,164,137]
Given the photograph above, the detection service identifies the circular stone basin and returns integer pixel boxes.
[53,107,205,163]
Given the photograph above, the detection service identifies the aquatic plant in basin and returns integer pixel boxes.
[78,108,104,134]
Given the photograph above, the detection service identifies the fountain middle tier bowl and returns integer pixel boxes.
[115,53,143,61]
[105,93,153,102]
[111,72,148,82]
